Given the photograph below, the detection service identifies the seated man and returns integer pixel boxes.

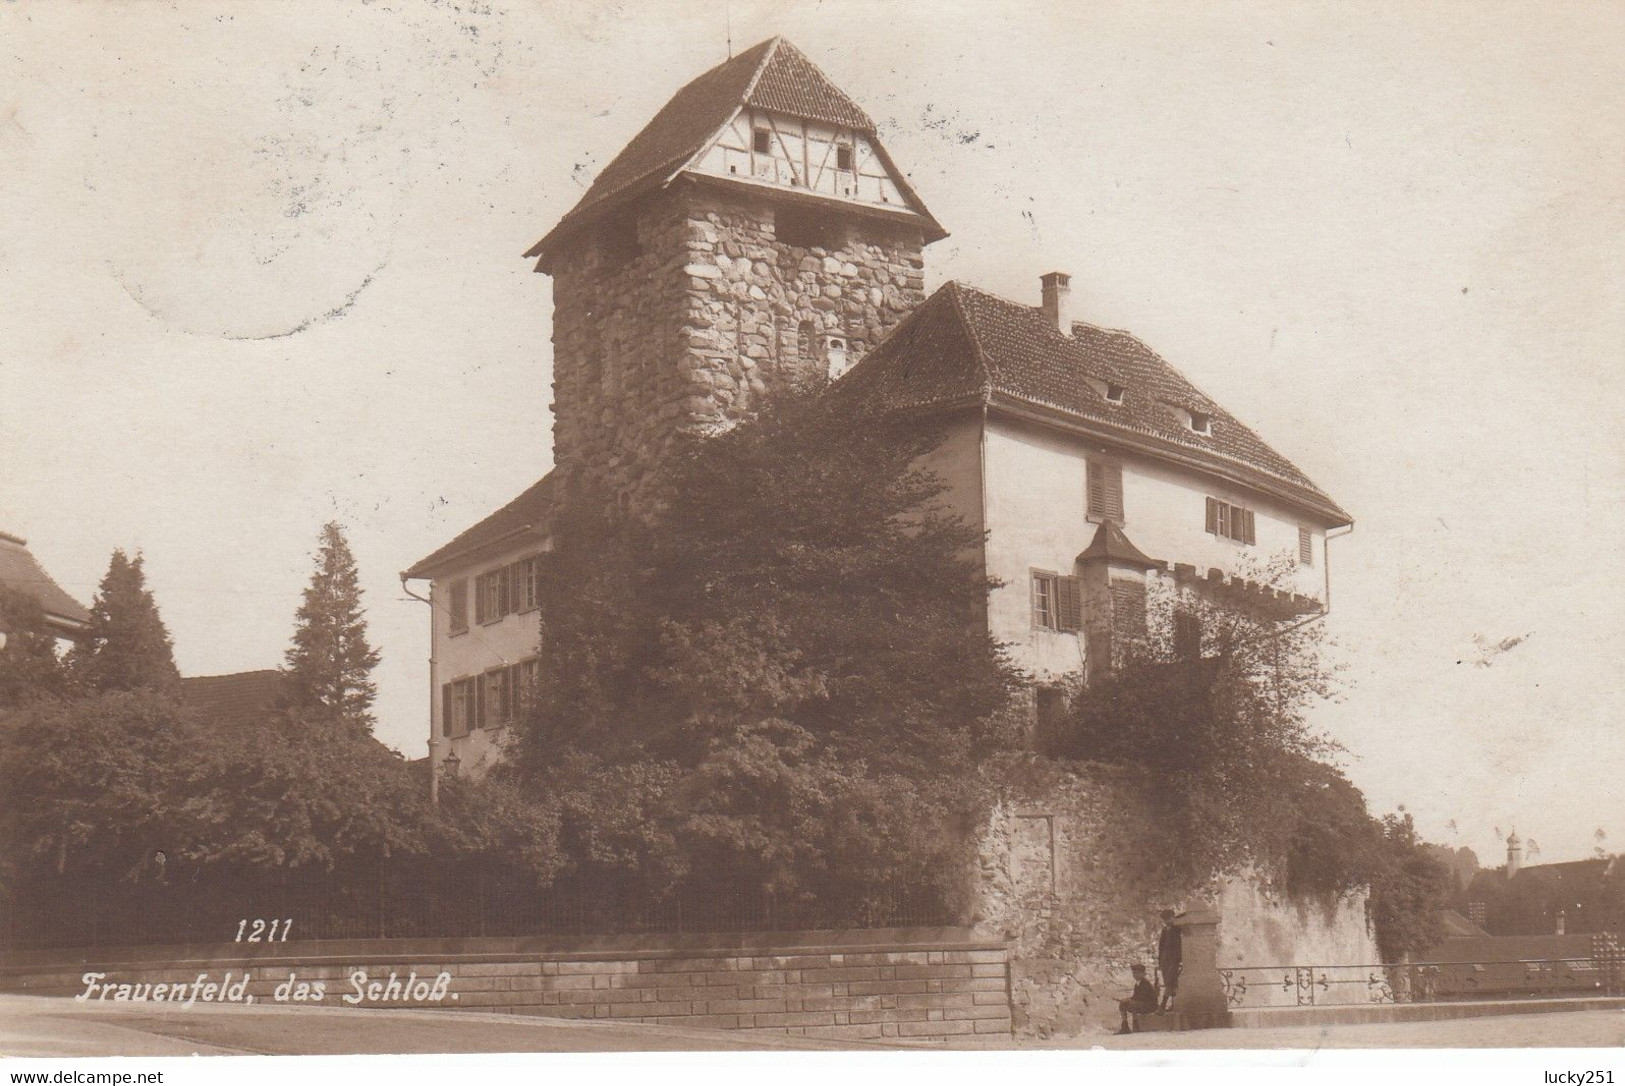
[1117,962,1159,1034]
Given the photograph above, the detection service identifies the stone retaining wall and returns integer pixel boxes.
[0,927,1011,1044]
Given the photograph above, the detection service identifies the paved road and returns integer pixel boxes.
[4,995,1621,1056]
[0,995,873,1056]
[1085,1008,1625,1049]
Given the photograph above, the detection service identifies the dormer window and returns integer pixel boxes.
[1106,383,1125,404]
[1187,410,1212,435]
[753,128,772,154]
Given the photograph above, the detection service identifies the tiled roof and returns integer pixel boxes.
[525,37,924,268]
[0,531,91,633]
[180,670,285,732]
[404,472,557,579]
[842,282,1351,525]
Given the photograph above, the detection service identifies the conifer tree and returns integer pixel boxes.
[69,550,181,695]
[282,522,380,733]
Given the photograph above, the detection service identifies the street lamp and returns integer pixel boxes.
[443,750,461,780]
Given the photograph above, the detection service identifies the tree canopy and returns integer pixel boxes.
[503,385,1023,916]
[67,550,180,695]
[281,522,381,734]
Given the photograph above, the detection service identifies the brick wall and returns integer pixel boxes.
[0,927,1010,1045]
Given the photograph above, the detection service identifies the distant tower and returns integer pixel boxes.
[1506,830,1523,877]
[523,37,947,506]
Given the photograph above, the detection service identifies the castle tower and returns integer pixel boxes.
[524,37,947,505]
[1506,830,1523,876]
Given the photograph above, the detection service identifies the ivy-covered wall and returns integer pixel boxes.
[973,757,1378,1037]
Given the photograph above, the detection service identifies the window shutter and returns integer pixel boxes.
[441,684,454,738]
[1243,508,1257,545]
[448,579,468,633]
[1059,576,1083,632]
[473,575,487,624]
[1299,526,1314,565]
[1205,497,1219,535]
[1087,460,1106,519]
[1105,463,1124,523]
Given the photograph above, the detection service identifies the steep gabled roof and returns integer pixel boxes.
[403,472,557,580]
[0,531,90,636]
[843,282,1351,526]
[525,37,939,268]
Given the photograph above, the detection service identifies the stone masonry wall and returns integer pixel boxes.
[0,928,1011,1045]
[548,182,927,505]
[972,756,1376,1038]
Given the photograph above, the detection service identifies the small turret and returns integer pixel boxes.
[1506,829,1523,877]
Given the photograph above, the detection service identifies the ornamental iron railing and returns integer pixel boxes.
[1218,935,1623,1008]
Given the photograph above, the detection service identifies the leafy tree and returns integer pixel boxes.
[0,690,212,881]
[281,522,381,734]
[1365,812,1454,961]
[0,587,70,709]
[505,385,1022,916]
[68,550,180,695]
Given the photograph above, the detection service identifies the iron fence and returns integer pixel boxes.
[1219,937,1624,1008]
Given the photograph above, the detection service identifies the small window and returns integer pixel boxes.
[1087,458,1125,524]
[447,578,469,636]
[1174,610,1202,659]
[1298,526,1314,566]
[1106,383,1125,404]
[476,568,510,624]
[1188,411,1212,435]
[1036,685,1067,733]
[1031,571,1082,632]
[514,556,541,611]
[753,127,772,154]
[836,144,854,171]
[1205,497,1257,545]
[442,677,479,738]
[824,335,849,380]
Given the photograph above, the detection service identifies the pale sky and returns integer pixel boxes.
[3,1,1621,867]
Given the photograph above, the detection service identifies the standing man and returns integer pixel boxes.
[1157,909,1182,1011]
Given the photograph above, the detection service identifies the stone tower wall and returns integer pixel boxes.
[548,182,928,504]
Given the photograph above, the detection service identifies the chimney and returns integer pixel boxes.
[1040,271,1072,335]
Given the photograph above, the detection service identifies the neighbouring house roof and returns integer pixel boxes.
[403,472,558,580]
[841,281,1352,526]
[1435,909,1490,938]
[524,36,944,268]
[0,531,91,638]
[180,670,285,732]
[1076,520,1159,570]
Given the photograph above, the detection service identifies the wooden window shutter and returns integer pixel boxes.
[1205,497,1219,535]
[441,684,454,738]
[1058,576,1083,632]
[1299,526,1314,565]
[1105,463,1124,523]
[473,575,487,625]
[448,579,468,634]
[1243,508,1257,545]
[1089,461,1125,524]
